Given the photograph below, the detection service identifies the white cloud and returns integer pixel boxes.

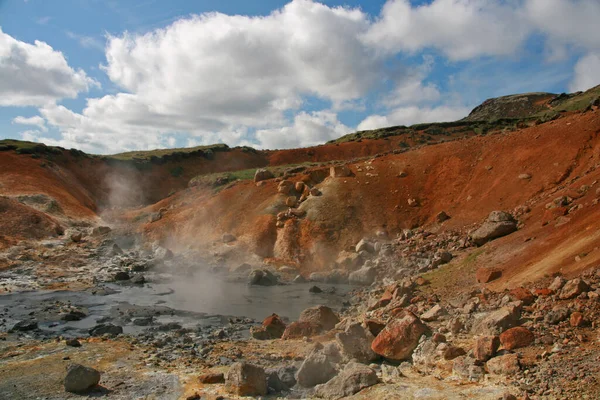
[0,28,98,106]
[12,115,47,132]
[20,130,43,141]
[256,110,352,149]
[364,0,529,60]
[357,105,470,131]
[570,53,600,92]
[66,31,105,51]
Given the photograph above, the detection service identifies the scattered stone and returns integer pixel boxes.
[436,211,450,223]
[443,346,466,360]
[473,336,500,362]
[254,169,274,182]
[499,327,534,350]
[266,365,297,392]
[518,173,532,180]
[251,314,287,340]
[70,232,83,242]
[509,287,535,305]
[131,274,145,284]
[299,305,340,331]
[330,165,353,178]
[471,305,520,335]
[471,211,517,246]
[559,278,589,299]
[114,271,130,281]
[278,180,294,195]
[548,276,566,292]
[407,198,419,207]
[314,362,378,399]
[421,304,446,322]
[222,233,236,243]
[453,356,484,381]
[92,226,111,236]
[10,320,38,332]
[225,362,267,396]
[285,196,298,208]
[486,353,520,375]
[199,372,225,384]
[248,269,278,286]
[476,268,502,283]
[296,348,337,388]
[89,323,123,337]
[355,238,375,254]
[282,322,321,339]
[64,364,101,393]
[348,267,377,286]
[335,322,378,363]
[309,285,323,293]
[61,310,87,321]
[65,339,81,347]
[371,309,429,362]
[570,311,585,327]
[544,307,569,325]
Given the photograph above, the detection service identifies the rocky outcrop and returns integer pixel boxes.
[296,346,338,388]
[226,362,267,396]
[335,322,378,363]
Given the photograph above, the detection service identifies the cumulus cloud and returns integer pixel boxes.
[570,53,600,92]
[256,111,352,149]
[364,0,529,60]
[357,105,470,131]
[0,28,98,106]
[12,115,47,132]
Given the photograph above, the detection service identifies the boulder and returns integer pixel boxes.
[559,278,589,299]
[421,304,446,322]
[330,165,353,178]
[285,196,298,208]
[92,226,111,236]
[471,305,520,335]
[282,321,322,339]
[222,233,236,243]
[486,354,520,375]
[254,169,274,182]
[278,180,294,195]
[314,362,378,399]
[248,269,278,286]
[89,323,123,337]
[476,268,502,283]
[355,239,375,254]
[251,314,287,340]
[371,310,429,362]
[336,251,362,270]
[266,365,297,392]
[70,232,83,242]
[309,285,323,293]
[61,310,87,321]
[64,364,101,393]
[570,311,585,327]
[11,319,38,332]
[131,274,145,284]
[499,327,534,350]
[473,335,500,362]
[295,181,305,192]
[443,346,466,360]
[299,305,339,331]
[199,372,225,384]
[348,267,377,286]
[544,307,569,324]
[296,347,338,388]
[335,322,379,363]
[65,339,81,347]
[226,362,267,396]
[509,287,535,305]
[548,276,566,292]
[471,211,517,246]
[453,356,484,381]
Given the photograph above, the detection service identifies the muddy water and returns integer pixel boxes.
[0,276,352,337]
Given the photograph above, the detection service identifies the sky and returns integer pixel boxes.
[0,0,598,154]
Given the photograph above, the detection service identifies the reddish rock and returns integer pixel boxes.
[294,181,305,193]
[474,335,500,362]
[499,327,534,350]
[225,362,267,396]
[364,319,386,337]
[371,310,429,362]
[199,372,225,384]
[299,305,339,331]
[443,346,466,360]
[533,288,553,297]
[509,287,535,305]
[330,165,354,178]
[415,277,429,286]
[432,333,447,343]
[282,322,322,339]
[476,268,502,283]
[262,313,286,338]
[570,312,585,327]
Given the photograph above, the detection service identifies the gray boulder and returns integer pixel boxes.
[64,364,101,393]
[248,269,278,286]
[89,323,123,337]
[471,211,517,246]
[314,362,378,399]
[335,322,378,363]
[296,347,338,388]
[348,267,377,286]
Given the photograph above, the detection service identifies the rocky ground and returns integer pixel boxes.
[2,210,599,400]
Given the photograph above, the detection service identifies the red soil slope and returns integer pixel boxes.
[144,111,600,286]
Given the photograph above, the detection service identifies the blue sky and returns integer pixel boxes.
[0,0,598,153]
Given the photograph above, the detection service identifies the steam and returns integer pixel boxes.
[103,167,147,209]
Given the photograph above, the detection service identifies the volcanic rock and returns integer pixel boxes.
[473,335,500,362]
[296,347,338,388]
[371,309,429,362]
[348,267,376,286]
[335,322,378,363]
[282,322,322,339]
[299,305,339,331]
[64,364,101,393]
[226,362,267,396]
[476,268,502,283]
[471,211,517,246]
[89,324,123,337]
[199,372,225,384]
[254,169,274,182]
[486,354,520,375]
[559,278,589,299]
[471,305,520,335]
[499,327,534,350]
[314,362,378,399]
